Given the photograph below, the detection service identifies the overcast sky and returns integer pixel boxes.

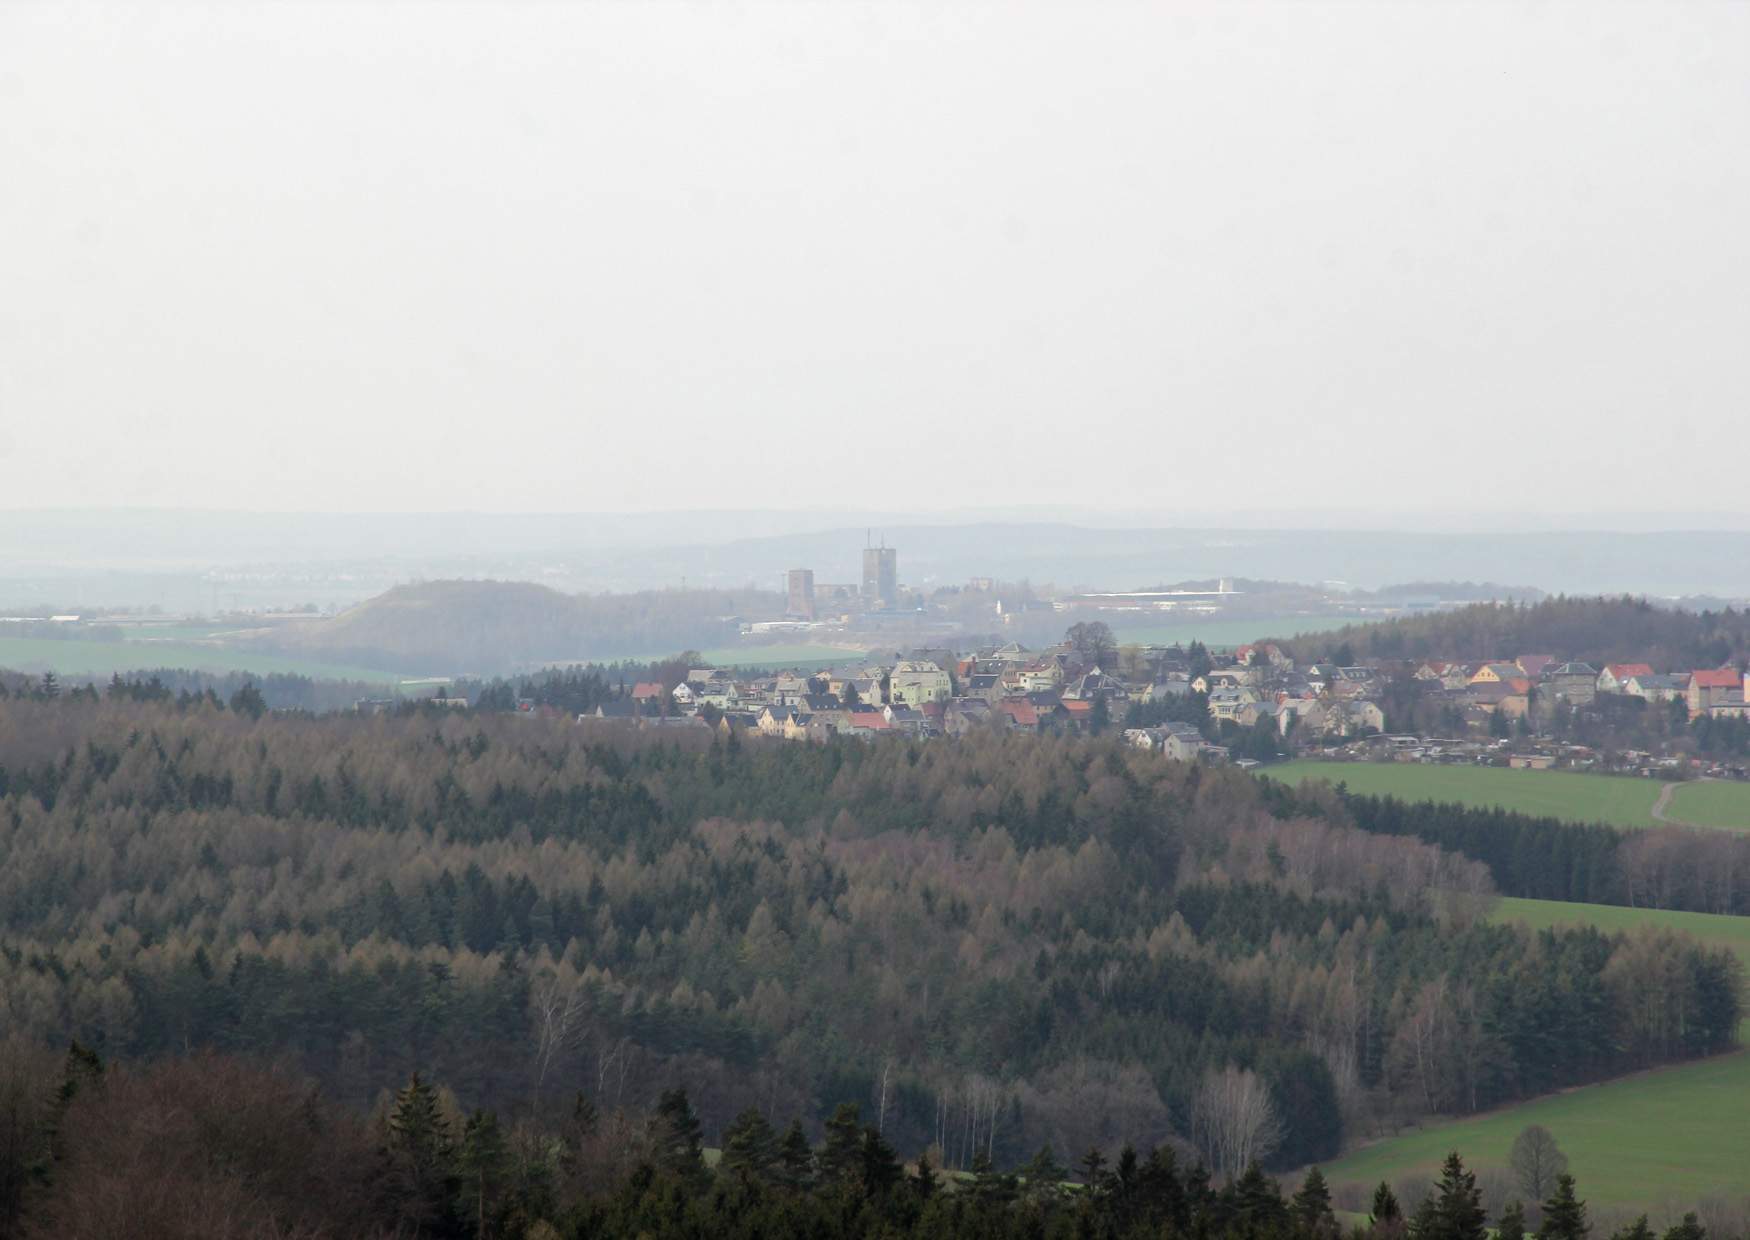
[2,2,1746,518]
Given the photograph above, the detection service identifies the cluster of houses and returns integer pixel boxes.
[585,642,1224,759]
[575,636,1750,763]
[1409,655,1749,722]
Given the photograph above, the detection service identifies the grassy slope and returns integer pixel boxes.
[1665,780,1750,831]
[1273,761,1666,829]
[0,636,400,685]
[1489,897,1750,969]
[1317,1048,1750,1208]
[1318,898,1750,1208]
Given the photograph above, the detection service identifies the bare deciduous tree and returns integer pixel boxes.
[1508,1125,1568,1204]
[1191,1064,1283,1182]
[875,1056,894,1134]
[530,975,585,1116]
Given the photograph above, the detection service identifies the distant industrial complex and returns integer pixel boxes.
[783,538,901,621]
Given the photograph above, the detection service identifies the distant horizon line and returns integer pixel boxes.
[6,504,1750,535]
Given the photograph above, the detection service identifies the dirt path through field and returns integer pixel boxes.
[1651,779,1708,827]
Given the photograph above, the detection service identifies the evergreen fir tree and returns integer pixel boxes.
[1427,1152,1487,1240]
[913,1150,939,1202]
[1497,1200,1529,1240]
[382,1073,457,1235]
[1139,1144,1188,1229]
[1540,1174,1589,1240]
[818,1102,863,1188]
[1021,1144,1067,1203]
[1663,1213,1706,1240]
[457,1108,507,1240]
[1230,1162,1289,1231]
[776,1119,814,1191]
[652,1087,706,1183]
[1408,1192,1440,1240]
[719,1108,780,1184]
[228,681,267,719]
[569,1091,599,1141]
[1611,1216,1655,1240]
[859,1125,904,1199]
[1185,1161,1213,1211]
[1077,1146,1108,1190]
[967,1149,1015,1207]
[1371,1181,1403,1225]
[57,1041,103,1106]
[1292,1166,1338,1236]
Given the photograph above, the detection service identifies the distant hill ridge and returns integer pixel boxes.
[262,579,777,674]
[1271,595,1750,670]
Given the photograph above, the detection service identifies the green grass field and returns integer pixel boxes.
[1665,780,1750,831]
[1111,615,1357,650]
[1271,761,1667,829]
[1317,1044,1750,1209]
[694,643,873,670]
[1489,896,1750,969]
[0,635,401,686]
[1316,897,1750,1208]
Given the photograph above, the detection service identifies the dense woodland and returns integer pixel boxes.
[1275,597,1750,672]
[0,695,1738,1217]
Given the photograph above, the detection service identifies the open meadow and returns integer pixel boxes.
[1271,760,1668,828]
[1111,614,1357,650]
[0,635,402,686]
[1316,895,1750,1211]
[1666,779,1750,831]
[1316,1042,1750,1211]
[690,642,873,670]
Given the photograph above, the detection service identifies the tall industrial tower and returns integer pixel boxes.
[785,568,816,619]
[861,543,898,610]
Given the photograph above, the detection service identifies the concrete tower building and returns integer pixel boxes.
[785,569,816,619]
[862,546,898,610]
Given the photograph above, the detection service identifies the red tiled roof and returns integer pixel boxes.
[631,682,664,700]
[1690,668,1742,689]
[1608,663,1654,679]
[848,710,891,730]
[997,698,1039,726]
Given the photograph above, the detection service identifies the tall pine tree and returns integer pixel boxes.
[1540,1174,1590,1240]
[652,1087,706,1185]
[1292,1166,1338,1237]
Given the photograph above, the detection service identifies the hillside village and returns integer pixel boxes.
[565,629,1750,777]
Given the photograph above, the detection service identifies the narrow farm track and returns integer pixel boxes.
[1652,778,1711,828]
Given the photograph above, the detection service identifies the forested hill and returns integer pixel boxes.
[0,697,1738,1199]
[1273,596,1750,669]
[257,579,783,672]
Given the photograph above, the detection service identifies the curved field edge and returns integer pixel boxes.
[1314,1044,1750,1209]
[1488,896,1750,968]
[1665,779,1750,831]
[1314,897,1750,1208]
[1271,761,1668,829]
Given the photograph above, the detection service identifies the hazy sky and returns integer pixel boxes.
[3,2,1747,517]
